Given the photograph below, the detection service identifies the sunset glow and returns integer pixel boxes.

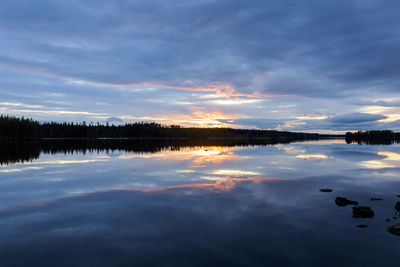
[1,1,400,265]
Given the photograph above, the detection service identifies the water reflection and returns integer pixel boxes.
[0,174,399,266]
[360,151,400,169]
[1,139,400,208]
[1,139,400,266]
[0,139,294,165]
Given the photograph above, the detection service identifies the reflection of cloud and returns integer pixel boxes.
[360,151,400,169]
[296,154,329,159]
[276,145,306,154]
[142,176,289,193]
[294,139,345,145]
[359,160,396,169]
[0,167,43,173]
[20,159,107,166]
[378,151,400,162]
[118,147,243,167]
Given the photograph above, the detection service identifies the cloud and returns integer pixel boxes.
[1,0,400,97]
[106,117,123,123]
[0,1,400,131]
[220,118,286,129]
[356,100,400,108]
[329,113,387,124]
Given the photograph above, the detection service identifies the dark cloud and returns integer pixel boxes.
[0,0,399,97]
[329,113,387,124]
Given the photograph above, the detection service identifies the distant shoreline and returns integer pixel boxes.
[345,130,400,144]
[0,135,345,142]
[1,114,326,141]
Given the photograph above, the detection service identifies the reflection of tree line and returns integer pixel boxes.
[345,131,400,145]
[1,138,315,165]
[0,115,319,140]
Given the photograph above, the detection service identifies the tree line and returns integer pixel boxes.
[345,130,400,144]
[0,115,319,141]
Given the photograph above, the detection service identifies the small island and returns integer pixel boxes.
[345,130,400,144]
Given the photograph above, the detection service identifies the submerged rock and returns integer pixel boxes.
[395,201,400,213]
[335,197,359,206]
[356,224,369,228]
[352,206,374,218]
[371,198,383,201]
[386,218,391,222]
[387,223,400,236]
[319,188,333,192]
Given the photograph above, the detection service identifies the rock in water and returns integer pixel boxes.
[352,206,374,218]
[356,224,369,228]
[387,223,400,236]
[335,197,359,206]
[319,188,333,192]
[371,198,383,201]
[395,201,400,213]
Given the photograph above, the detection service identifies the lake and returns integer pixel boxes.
[0,139,399,266]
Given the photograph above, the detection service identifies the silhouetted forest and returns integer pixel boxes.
[0,115,319,141]
[0,138,316,165]
[345,130,400,144]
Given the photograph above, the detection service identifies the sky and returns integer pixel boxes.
[0,0,399,133]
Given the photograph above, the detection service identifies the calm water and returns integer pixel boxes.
[0,139,399,266]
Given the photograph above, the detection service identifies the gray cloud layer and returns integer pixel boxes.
[329,113,387,124]
[0,1,399,131]
[1,1,399,96]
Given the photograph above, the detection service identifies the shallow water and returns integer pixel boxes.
[0,139,399,266]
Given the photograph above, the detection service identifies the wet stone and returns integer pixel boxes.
[335,197,359,206]
[395,201,400,213]
[319,188,333,193]
[387,223,400,236]
[352,206,374,219]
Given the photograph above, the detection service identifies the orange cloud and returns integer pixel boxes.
[120,107,240,128]
[72,80,285,99]
[155,81,283,99]
[142,176,289,193]
[1,61,285,100]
